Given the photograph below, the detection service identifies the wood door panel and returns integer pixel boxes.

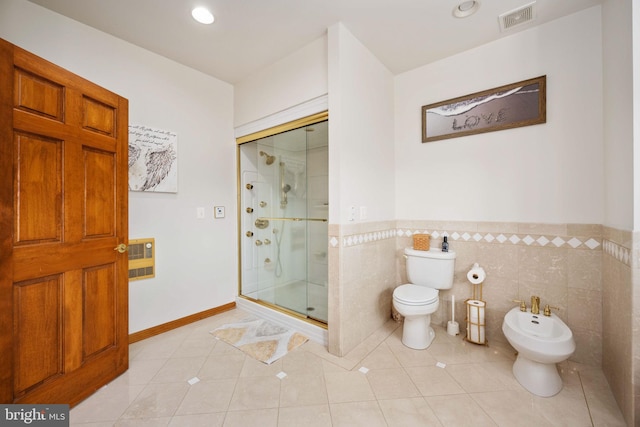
[14,67,64,121]
[83,265,116,359]
[13,275,63,395]
[14,132,62,245]
[12,240,119,282]
[83,148,116,238]
[82,96,116,137]
[1,39,129,406]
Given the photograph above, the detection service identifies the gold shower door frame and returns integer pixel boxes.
[236,112,328,328]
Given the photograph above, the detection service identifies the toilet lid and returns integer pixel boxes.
[394,284,438,305]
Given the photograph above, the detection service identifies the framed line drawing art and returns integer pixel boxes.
[422,75,546,142]
[128,124,178,193]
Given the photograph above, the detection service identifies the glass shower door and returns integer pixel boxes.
[239,119,328,323]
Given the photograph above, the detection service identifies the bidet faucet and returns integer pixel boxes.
[531,296,540,314]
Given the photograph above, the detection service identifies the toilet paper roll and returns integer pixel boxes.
[466,299,485,323]
[467,263,486,285]
[468,324,485,343]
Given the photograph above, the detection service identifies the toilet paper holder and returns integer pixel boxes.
[465,264,487,345]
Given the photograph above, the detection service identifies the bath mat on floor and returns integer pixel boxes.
[210,317,308,364]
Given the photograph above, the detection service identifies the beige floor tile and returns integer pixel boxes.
[359,342,402,370]
[198,352,246,380]
[223,408,278,427]
[174,378,236,415]
[425,394,498,426]
[281,346,326,376]
[446,363,510,393]
[324,370,376,403]
[366,368,421,400]
[239,355,283,377]
[120,382,190,419]
[386,340,438,367]
[470,389,548,427]
[69,309,627,426]
[277,404,332,427]
[115,418,171,426]
[378,397,443,426]
[279,374,328,407]
[114,359,167,386]
[70,383,145,424]
[329,401,387,427]
[405,365,466,396]
[228,376,281,410]
[149,356,207,383]
[168,413,225,427]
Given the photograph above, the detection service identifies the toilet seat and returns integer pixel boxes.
[393,284,438,306]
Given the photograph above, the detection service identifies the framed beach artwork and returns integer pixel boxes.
[422,75,546,142]
[128,124,178,193]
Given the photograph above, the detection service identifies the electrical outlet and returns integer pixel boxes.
[214,206,225,219]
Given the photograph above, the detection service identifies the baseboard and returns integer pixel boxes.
[128,302,236,344]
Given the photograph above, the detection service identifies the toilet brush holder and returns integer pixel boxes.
[447,320,459,336]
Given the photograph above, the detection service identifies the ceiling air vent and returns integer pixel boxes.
[499,2,536,32]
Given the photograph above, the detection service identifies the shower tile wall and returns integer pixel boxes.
[329,220,605,365]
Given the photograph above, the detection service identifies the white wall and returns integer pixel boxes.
[0,0,237,333]
[602,0,634,231]
[395,7,604,225]
[328,23,396,224]
[234,36,328,128]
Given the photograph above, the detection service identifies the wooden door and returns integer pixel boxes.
[0,39,129,406]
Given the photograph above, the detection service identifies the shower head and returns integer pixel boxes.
[282,184,291,193]
[260,151,275,165]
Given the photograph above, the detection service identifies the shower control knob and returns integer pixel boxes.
[264,239,271,245]
[255,240,263,246]
[246,231,254,237]
[246,207,254,213]
[246,183,254,190]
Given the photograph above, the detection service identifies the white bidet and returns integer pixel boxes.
[502,306,575,397]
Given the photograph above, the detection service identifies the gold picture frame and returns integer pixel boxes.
[422,75,546,142]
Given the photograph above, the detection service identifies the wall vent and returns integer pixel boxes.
[128,238,155,281]
[499,2,536,32]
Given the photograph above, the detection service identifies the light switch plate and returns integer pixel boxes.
[214,206,225,218]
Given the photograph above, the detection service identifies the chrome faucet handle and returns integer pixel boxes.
[543,304,560,316]
[512,299,527,312]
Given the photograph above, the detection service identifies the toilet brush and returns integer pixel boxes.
[447,295,460,336]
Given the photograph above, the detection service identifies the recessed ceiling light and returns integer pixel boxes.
[453,1,480,18]
[192,7,214,24]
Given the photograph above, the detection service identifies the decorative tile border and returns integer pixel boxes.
[330,227,602,250]
[602,239,631,266]
[330,229,397,248]
[399,229,601,250]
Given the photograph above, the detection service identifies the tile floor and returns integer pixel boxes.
[70,309,628,426]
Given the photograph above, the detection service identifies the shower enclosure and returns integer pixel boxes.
[237,116,328,324]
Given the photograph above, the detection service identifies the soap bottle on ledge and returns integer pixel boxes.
[442,236,449,252]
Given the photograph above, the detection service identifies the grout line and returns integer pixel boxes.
[577,370,596,427]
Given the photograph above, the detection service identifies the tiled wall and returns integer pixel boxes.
[328,220,605,365]
[601,226,633,424]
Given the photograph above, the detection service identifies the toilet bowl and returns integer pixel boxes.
[502,306,575,397]
[393,247,456,350]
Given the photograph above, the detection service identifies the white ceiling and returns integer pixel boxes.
[27,0,603,84]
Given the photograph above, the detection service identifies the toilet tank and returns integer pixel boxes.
[405,247,456,289]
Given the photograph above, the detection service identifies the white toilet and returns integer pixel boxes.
[393,247,456,349]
